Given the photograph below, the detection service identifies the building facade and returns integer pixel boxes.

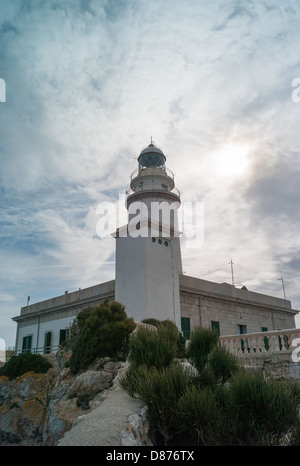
[12,142,298,354]
[13,275,297,354]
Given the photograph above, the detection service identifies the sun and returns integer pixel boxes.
[216,144,250,177]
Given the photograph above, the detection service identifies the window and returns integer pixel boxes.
[59,328,69,345]
[22,335,32,353]
[181,317,191,340]
[44,331,52,354]
[211,321,220,336]
[237,324,247,335]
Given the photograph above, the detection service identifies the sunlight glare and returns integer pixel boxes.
[216,144,250,177]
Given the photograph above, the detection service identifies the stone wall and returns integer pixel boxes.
[179,274,297,336]
[236,351,300,382]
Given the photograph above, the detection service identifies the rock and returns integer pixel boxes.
[55,349,71,370]
[121,406,152,446]
[58,387,150,446]
[0,372,51,445]
[42,359,124,444]
[0,356,145,446]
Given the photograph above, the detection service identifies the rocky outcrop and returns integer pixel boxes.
[0,371,51,445]
[0,354,150,446]
[58,386,151,446]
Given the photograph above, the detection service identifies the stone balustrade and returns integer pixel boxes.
[219,328,300,356]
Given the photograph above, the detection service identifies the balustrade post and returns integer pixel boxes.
[218,328,300,358]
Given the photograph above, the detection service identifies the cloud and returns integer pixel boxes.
[1,0,300,345]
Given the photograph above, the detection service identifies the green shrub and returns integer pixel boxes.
[141,318,186,358]
[228,370,300,445]
[206,346,240,383]
[141,318,161,327]
[121,362,190,444]
[159,320,186,358]
[0,353,52,380]
[122,322,300,446]
[176,385,220,445]
[69,300,135,374]
[120,363,149,398]
[128,325,178,370]
[186,327,219,373]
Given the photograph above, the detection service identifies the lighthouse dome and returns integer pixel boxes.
[138,142,166,170]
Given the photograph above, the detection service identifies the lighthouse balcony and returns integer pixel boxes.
[126,184,181,200]
[130,166,175,182]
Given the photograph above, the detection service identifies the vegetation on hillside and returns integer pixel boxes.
[7,306,299,446]
[0,353,52,380]
[68,300,135,374]
[121,324,300,446]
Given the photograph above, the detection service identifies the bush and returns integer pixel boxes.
[159,320,186,358]
[122,323,300,446]
[69,300,135,374]
[128,320,184,370]
[176,385,220,445]
[141,318,186,358]
[206,346,240,383]
[121,362,190,444]
[0,353,52,380]
[186,327,219,373]
[227,370,300,445]
[128,326,177,370]
[141,318,161,327]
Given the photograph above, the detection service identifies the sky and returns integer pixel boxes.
[1,0,300,347]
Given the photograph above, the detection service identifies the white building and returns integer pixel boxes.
[12,142,298,354]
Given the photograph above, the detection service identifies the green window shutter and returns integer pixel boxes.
[59,329,70,345]
[211,321,220,336]
[22,337,27,353]
[22,335,32,353]
[59,329,66,345]
[44,332,52,354]
[181,317,191,340]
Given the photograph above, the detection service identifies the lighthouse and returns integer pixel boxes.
[114,141,182,328]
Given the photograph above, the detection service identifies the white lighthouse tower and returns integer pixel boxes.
[114,141,182,328]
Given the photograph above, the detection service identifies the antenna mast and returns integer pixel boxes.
[278,276,287,299]
[230,259,235,286]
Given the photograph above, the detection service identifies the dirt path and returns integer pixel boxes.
[58,386,145,446]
